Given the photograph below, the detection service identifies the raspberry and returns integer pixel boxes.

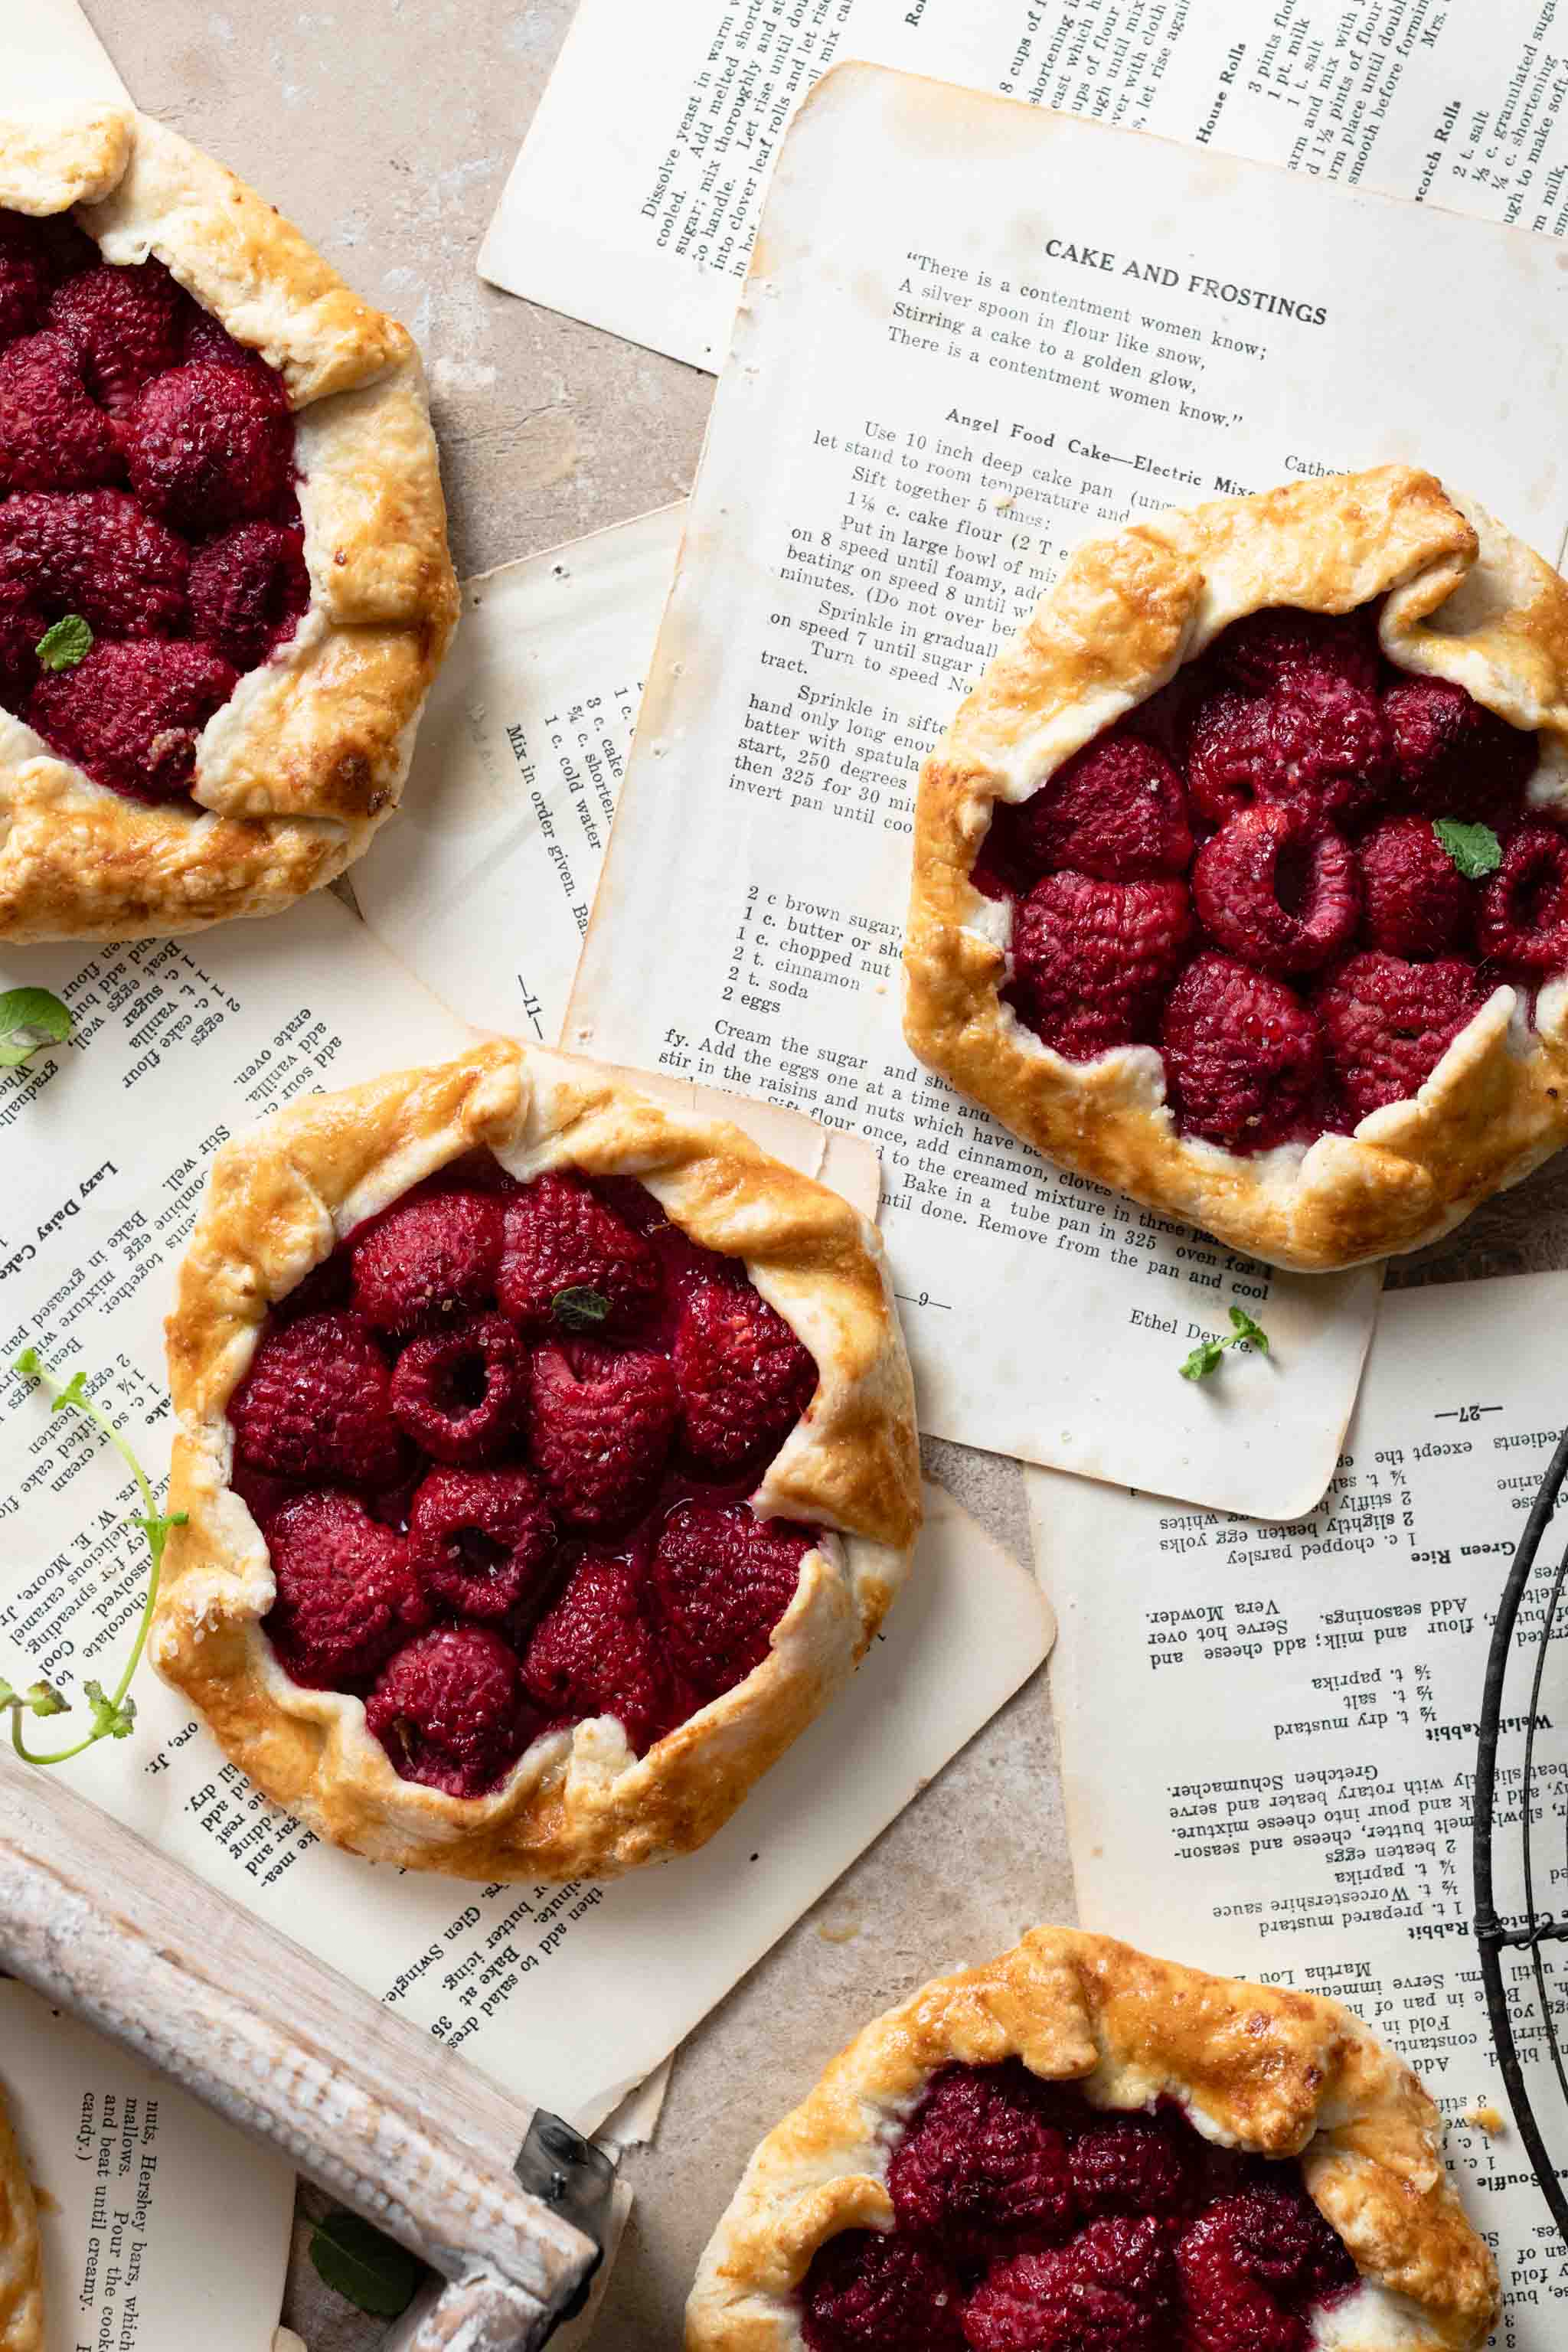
[1357,816,1470,958]
[1015,734,1193,882]
[0,214,54,344]
[229,1309,404,1488]
[521,1557,670,1753]
[1476,821,1568,975]
[964,2217,1173,2352]
[125,361,292,530]
[497,1171,662,1333]
[888,2063,1078,2272]
[183,307,279,382]
[525,1341,678,1529]
[672,1277,816,1472]
[1212,606,1380,696]
[350,1184,506,1337]
[28,637,237,802]
[1161,954,1323,1152]
[1265,670,1390,831]
[1174,2187,1354,2352]
[0,583,47,704]
[800,2232,967,2352]
[408,1465,556,1622]
[0,488,189,638]
[1070,2112,1194,2222]
[188,520,309,670]
[0,332,122,495]
[366,1625,535,1797]
[1316,952,1485,1122]
[1384,674,1536,826]
[1191,805,1360,975]
[1011,874,1191,1060]
[389,1313,528,1465]
[1184,691,1280,831]
[650,1503,812,1697]
[263,1489,426,1685]
[47,258,191,415]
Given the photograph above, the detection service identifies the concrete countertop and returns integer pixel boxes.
[80,3,1568,2341]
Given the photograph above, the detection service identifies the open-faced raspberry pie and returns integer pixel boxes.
[0,2084,41,2352]
[905,467,1568,1270]
[153,1040,920,1879]
[687,1927,1497,2352]
[0,108,457,941]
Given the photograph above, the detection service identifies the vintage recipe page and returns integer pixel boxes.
[1029,1269,1568,2346]
[0,896,1051,2133]
[564,68,1568,1513]
[354,504,684,1044]
[485,0,1568,370]
[0,1982,292,2352]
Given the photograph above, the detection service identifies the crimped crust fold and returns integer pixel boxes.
[0,2084,41,2352]
[0,107,458,943]
[903,466,1568,1270]
[155,1040,921,1882]
[686,1927,1498,2352]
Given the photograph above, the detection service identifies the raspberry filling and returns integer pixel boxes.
[228,1155,823,1796]
[800,2066,1358,2352]
[0,208,306,802]
[974,599,1560,1149]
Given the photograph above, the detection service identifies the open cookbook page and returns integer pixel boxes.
[0,1981,292,2352]
[1027,1269,1568,2345]
[565,64,1568,1515]
[354,503,685,1045]
[484,0,1568,370]
[0,894,1052,2134]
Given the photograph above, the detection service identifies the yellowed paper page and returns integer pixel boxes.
[1028,1271,1568,2347]
[0,1983,292,2352]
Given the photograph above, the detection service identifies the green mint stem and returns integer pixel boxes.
[8,1352,181,1766]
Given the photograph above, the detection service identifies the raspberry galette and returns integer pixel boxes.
[905,466,1568,1270]
[687,1928,1496,2352]
[155,1040,920,1879]
[0,108,456,942]
[0,2083,41,2352]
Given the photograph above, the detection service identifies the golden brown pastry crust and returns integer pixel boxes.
[0,109,459,944]
[903,466,1568,1272]
[0,2084,42,2352]
[686,1926,1498,2352]
[155,1040,921,1881]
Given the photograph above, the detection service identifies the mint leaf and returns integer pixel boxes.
[309,2211,421,2318]
[1179,1302,1274,1381]
[34,614,92,671]
[1433,818,1502,880]
[0,986,71,1068]
[1228,1306,1269,1354]
[551,1285,611,1332]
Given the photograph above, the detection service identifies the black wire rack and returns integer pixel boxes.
[1474,1420,1568,2240]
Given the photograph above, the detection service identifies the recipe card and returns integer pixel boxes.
[0,1982,292,2352]
[563,62,1568,1514]
[1028,1270,1568,2344]
[354,503,685,1044]
[485,0,1568,370]
[0,894,1052,2134]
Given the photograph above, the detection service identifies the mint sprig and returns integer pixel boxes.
[1180,1305,1272,1383]
[0,986,71,1068]
[550,1285,611,1332]
[5,1349,185,1766]
[34,614,93,671]
[1433,818,1502,880]
[309,2210,421,2318]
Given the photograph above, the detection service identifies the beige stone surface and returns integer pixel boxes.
[77,2,1568,2343]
